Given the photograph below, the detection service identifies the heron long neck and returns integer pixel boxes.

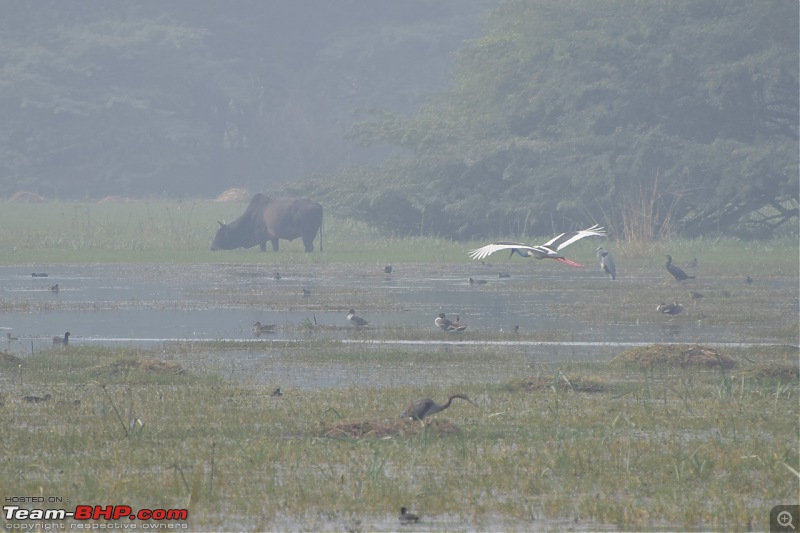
[445,394,469,409]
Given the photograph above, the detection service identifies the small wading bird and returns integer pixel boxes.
[50,284,59,293]
[468,225,606,268]
[401,394,478,421]
[596,247,616,280]
[665,255,695,281]
[347,309,368,327]
[252,322,276,335]
[399,507,419,525]
[657,302,684,316]
[435,313,466,332]
[53,332,70,345]
[384,265,393,274]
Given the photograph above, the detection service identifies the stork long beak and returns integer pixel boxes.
[555,257,585,268]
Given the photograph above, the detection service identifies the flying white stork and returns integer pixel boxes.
[468,224,606,268]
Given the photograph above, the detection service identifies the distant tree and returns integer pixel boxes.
[0,1,489,200]
[331,0,798,239]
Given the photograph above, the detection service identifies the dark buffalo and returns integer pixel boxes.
[210,194,323,253]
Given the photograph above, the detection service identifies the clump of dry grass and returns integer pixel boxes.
[110,358,187,375]
[319,418,460,439]
[734,362,799,383]
[0,352,23,365]
[508,374,607,393]
[612,344,737,369]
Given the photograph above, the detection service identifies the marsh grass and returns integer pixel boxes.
[0,200,797,269]
[0,342,796,530]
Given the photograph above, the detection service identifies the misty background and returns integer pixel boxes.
[1,0,797,240]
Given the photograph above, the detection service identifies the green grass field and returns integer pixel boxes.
[0,199,797,268]
[0,200,798,531]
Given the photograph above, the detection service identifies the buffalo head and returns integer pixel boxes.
[210,221,234,251]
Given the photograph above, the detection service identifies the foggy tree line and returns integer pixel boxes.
[0,0,487,198]
[309,0,798,239]
[1,0,797,239]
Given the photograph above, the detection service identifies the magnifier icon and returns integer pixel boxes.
[778,510,796,529]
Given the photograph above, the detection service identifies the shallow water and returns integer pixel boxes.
[1,262,796,388]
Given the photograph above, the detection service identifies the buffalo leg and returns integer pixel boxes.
[302,236,314,252]
[271,239,279,252]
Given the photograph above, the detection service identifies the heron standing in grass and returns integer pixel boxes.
[401,394,477,421]
[596,247,616,280]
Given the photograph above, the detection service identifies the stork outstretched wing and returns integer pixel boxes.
[468,225,606,266]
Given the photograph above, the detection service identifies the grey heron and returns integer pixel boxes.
[468,224,606,268]
[596,247,616,280]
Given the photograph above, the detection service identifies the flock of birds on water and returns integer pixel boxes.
[338,225,716,340]
[13,224,757,527]
[21,224,741,351]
